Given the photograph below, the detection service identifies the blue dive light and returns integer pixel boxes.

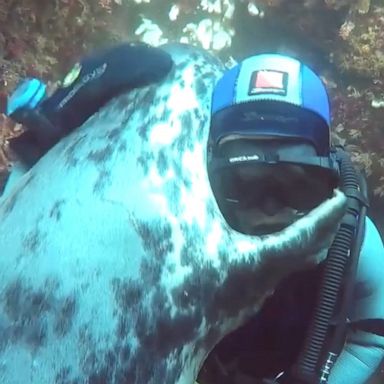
[6,78,47,116]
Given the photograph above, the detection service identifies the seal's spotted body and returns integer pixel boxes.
[0,45,346,383]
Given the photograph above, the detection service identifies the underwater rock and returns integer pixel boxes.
[0,44,346,383]
[333,4,384,78]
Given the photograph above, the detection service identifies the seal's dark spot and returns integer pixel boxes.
[107,126,123,143]
[140,257,162,286]
[93,169,111,194]
[4,280,53,322]
[104,349,117,370]
[22,227,43,253]
[82,350,98,376]
[2,280,51,349]
[118,344,131,364]
[137,152,154,175]
[133,289,202,360]
[137,123,148,141]
[55,366,72,384]
[87,145,114,164]
[180,222,201,267]
[54,295,77,337]
[24,318,48,349]
[171,285,190,309]
[79,342,182,384]
[2,279,77,349]
[141,307,201,357]
[112,278,144,310]
[49,199,66,221]
[88,368,109,384]
[162,109,171,123]
[218,248,230,265]
[165,180,182,214]
[171,159,183,181]
[179,113,194,150]
[116,316,130,339]
[156,149,168,176]
[133,219,173,261]
[4,280,23,321]
[139,87,158,113]
[195,113,207,142]
[195,77,208,99]
[64,135,86,167]
[118,141,127,153]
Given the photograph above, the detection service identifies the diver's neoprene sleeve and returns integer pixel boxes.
[328,330,384,384]
[329,216,384,383]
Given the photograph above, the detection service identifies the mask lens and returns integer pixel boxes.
[218,163,335,211]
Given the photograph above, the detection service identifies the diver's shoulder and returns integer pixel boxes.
[359,215,384,272]
[364,216,383,246]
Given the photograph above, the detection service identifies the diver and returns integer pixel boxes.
[4,42,173,169]
[202,53,384,384]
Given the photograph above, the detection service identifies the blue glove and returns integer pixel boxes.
[7,77,47,116]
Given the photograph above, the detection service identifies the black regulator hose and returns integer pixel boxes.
[290,147,368,384]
